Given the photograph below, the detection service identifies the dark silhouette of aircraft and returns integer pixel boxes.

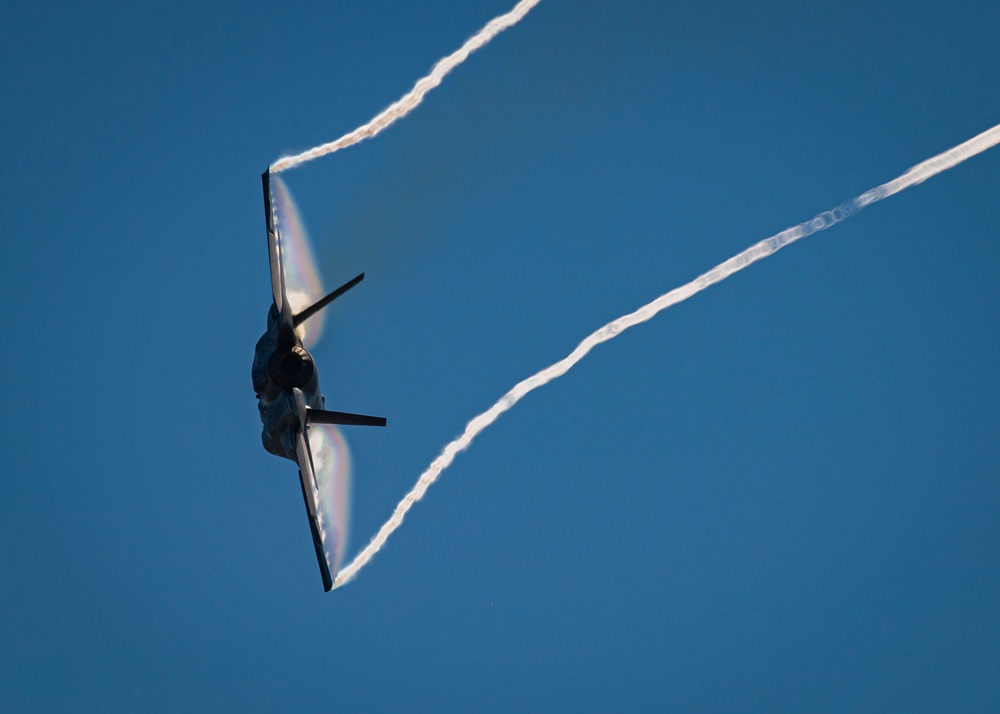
[252,170,386,592]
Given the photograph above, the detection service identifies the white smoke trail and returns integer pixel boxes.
[270,0,543,173]
[333,123,1000,588]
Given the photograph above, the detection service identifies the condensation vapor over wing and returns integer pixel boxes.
[310,425,353,575]
[270,175,326,348]
[269,0,544,173]
[333,124,1000,588]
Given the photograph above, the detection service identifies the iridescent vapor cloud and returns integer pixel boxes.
[310,424,353,575]
[270,174,325,348]
[270,176,354,571]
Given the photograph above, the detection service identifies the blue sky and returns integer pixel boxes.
[2,0,999,710]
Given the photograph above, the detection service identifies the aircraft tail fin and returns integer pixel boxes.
[293,273,365,327]
[308,408,387,428]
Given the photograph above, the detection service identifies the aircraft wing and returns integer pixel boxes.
[262,171,295,333]
[291,388,335,592]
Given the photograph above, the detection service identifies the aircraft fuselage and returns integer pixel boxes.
[252,303,325,462]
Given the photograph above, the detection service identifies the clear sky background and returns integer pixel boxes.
[2,0,999,711]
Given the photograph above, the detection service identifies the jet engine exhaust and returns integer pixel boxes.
[270,0,543,173]
[332,123,1000,589]
[268,345,316,390]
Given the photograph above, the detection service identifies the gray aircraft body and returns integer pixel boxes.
[252,171,385,591]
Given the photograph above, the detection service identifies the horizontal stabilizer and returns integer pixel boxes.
[307,408,387,428]
[293,273,365,327]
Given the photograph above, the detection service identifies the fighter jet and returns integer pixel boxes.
[252,170,386,592]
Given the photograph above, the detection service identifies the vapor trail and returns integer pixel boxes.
[333,123,1000,588]
[271,0,543,173]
